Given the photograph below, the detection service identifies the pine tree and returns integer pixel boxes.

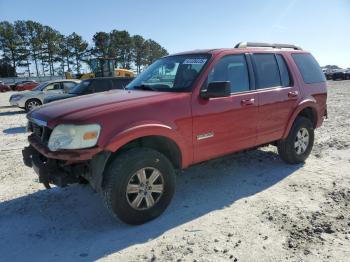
[67,32,88,74]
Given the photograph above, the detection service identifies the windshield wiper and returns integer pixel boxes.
[132,84,157,91]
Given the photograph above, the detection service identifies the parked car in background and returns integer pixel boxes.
[43,77,134,104]
[15,81,39,91]
[345,69,350,80]
[10,80,39,91]
[332,70,347,81]
[322,68,334,80]
[9,79,80,111]
[0,83,11,92]
[23,42,327,225]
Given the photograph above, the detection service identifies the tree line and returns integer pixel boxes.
[0,20,168,77]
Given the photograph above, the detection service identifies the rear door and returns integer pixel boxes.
[252,53,300,144]
[62,81,79,93]
[192,54,258,163]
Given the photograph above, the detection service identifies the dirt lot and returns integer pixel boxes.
[0,81,349,262]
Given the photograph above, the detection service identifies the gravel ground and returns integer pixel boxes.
[0,81,349,262]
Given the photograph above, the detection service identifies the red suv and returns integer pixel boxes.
[23,42,327,225]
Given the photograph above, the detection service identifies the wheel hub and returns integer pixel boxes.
[126,167,164,210]
[294,128,309,155]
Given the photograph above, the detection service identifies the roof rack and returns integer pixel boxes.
[234,42,302,50]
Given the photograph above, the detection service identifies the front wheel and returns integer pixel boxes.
[25,99,42,112]
[102,148,176,225]
[277,117,314,164]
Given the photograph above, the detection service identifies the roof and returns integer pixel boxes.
[45,79,81,84]
[87,77,135,81]
[169,47,307,57]
[169,42,307,56]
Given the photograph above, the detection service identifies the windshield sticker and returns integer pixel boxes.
[183,58,207,65]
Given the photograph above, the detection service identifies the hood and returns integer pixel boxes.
[29,90,187,128]
[44,93,76,103]
[12,90,42,97]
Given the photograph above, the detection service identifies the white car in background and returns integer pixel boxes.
[9,79,81,112]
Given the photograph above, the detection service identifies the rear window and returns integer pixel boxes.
[253,54,281,89]
[292,53,325,84]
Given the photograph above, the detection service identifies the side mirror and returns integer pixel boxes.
[200,81,231,99]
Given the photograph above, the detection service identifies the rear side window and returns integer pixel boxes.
[253,54,281,89]
[276,54,291,87]
[208,54,250,93]
[292,53,326,84]
[63,82,77,90]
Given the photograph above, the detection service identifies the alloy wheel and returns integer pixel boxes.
[294,127,309,155]
[126,167,164,210]
[27,100,40,110]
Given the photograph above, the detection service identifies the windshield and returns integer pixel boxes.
[32,82,47,91]
[127,54,211,92]
[69,80,92,94]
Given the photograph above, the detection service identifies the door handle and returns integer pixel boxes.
[241,98,255,106]
[288,91,299,98]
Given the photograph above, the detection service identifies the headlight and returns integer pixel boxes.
[48,124,101,151]
[10,95,23,101]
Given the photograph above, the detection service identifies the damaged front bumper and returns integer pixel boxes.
[22,135,111,190]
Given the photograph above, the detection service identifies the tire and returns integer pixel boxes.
[277,117,314,164]
[25,99,42,112]
[102,148,176,225]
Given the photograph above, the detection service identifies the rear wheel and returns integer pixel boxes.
[102,148,176,225]
[277,117,314,164]
[25,99,42,112]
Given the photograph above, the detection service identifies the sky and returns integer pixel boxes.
[1,0,350,68]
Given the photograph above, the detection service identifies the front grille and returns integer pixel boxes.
[28,121,52,145]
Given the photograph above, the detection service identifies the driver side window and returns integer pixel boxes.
[208,54,250,93]
[44,83,61,91]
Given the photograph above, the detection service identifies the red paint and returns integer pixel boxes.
[0,83,11,92]
[29,48,327,169]
[15,82,39,91]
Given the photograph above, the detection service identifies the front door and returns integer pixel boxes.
[192,54,258,163]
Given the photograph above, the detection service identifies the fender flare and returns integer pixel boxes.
[103,123,192,168]
[282,98,319,139]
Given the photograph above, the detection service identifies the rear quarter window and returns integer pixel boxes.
[292,53,326,84]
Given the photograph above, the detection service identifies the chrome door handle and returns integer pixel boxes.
[288,91,299,97]
[241,98,255,105]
